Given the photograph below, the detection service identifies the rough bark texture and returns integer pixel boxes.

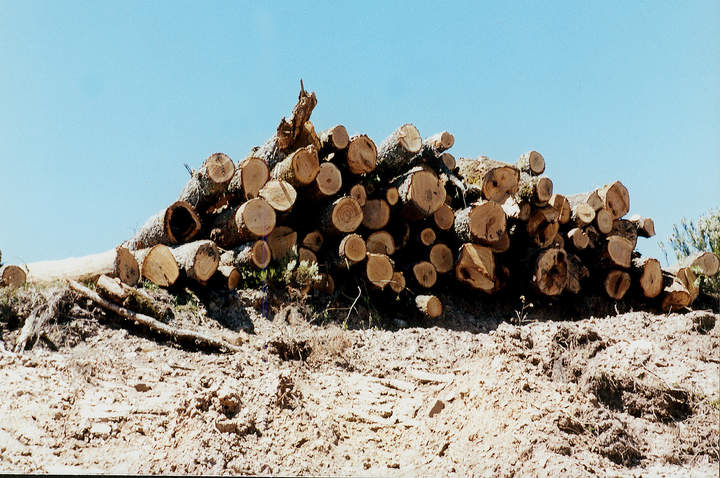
[515,150,546,176]
[25,247,139,286]
[96,274,174,322]
[566,253,589,294]
[178,153,235,210]
[376,124,423,177]
[125,201,202,251]
[221,241,272,270]
[168,240,220,282]
[517,173,553,205]
[421,131,454,156]
[415,295,442,318]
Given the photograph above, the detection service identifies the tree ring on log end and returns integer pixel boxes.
[205,153,235,184]
[165,201,202,244]
[332,197,364,233]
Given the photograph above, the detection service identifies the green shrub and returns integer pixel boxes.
[660,207,720,297]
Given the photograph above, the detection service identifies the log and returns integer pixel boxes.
[595,208,614,234]
[455,243,495,292]
[678,251,720,276]
[349,183,367,207]
[321,196,364,235]
[0,265,26,288]
[628,214,655,238]
[602,236,633,269]
[439,152,457,171]
[376,124,423,176]
[422,131,454,156]
[96,274,173,322]
[345,134,377,175]
[515,150,545,176]
[270,145,320,188]
[267,226,297,261]
[389,221,411,251]
[216,265,241,290]
[551,232,565,250]
[549,194,570,224]
[566,228,589,251]
[454,200,506,244]
[609,219,638,249]
[319,124,349,154]
[301,231,324,253]
[362,199,391,230]
[532,248,568,297]
[604,270,631,300]
[385,187,400,206]
[313,273,335,295]
[502,197,531,222]
[297,120,322,151]
[411,261,437,289]
[337,233,367,267]
[125,201,202,250]
[429,243,454,274]
[488,231,511,253]
[178,153,235,210]
[457,156,520,203]
[133,245,180,287]
[418,227,436,247]
[366,253,394,289]
[298,247,318,265]
[631,257,663,299]
[668,266,700,302]
[259,179,297,213]
[68,280,241,353]
[660,273,691,311]
[565,253,589,294]
[567,190,603,212]
[415,295,442,319]
[432,204,455,231]
[209,198,276,249]
[230,156,270,201]
[25,246,139,286]
[569,200,596,227]
[517,174,553,205]
[308,162,343,200]
[221,240,271,270]
[526,207,560,248]
[254,83,318,170]
[366,231,395,255]
[388,271,406,294]
[596,181,630,220]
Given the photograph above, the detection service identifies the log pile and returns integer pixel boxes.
[4,85,719,319]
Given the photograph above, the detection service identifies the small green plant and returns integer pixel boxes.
[235,253,321,292]
[512,295,534,325]
[660,207,720,298]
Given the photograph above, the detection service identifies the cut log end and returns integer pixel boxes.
[237,198,277,238]
[517,150,546,175]
[681,251,720,276]
[366,231,395,256]
[301,231,324,253]
[330,197,364,233]
[0,265,26,288]
[628,214,655,238]
[604,270,631,300]
[429,243,454,274]
[634,257,663,299]
[267,226,297,261]
[415,295,442,318]
[362,199,391,230]
[567,228,589,250]
[240,156,270,200]
[388,271,406,294]
[349,184,367,207]
[259,179,297,213]
[605,236,633,269]
[455,244,495,292]
[572,202,596,227]
[412,261,437,288]
[424,131,455,153]
[347,135,378,175]
[598,181,630,220]
[533,248,568,297]
[313,162,343,197]
[385,187,400,206]
[433,204,455,231]
[135,245,180,287]
[595,208,614,234]
[402,169,447,219]
[339,234,367,264]
[320,125,349,151]
[205,152,236,184]
[366,253,394,289]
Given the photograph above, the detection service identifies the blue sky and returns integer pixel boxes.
[0,1,718,265]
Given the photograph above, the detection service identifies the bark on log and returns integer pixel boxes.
[433,204,455,230]
[319,124,350,154]
[631,257,663,299]
[125,201,202,250]
[297,120,322,151]
[25,247,140,286]
[301,231,324,253]
[678,251,720,276]
[596,181,630,220]
[568,200,596,227]
[660,273,691,311]
[532,248,568,297]
[270,145,320,188]
[133,245,180,287]
[209,198,276,249]
[429,243,454,274]
[171,239,220,283]
[455,243,495,292]
[366,253,394,289]
[422,131,454,156]
[362,199,391,230]
[515,150,546,176]
[366,231,395,256]
[502,197,532,222]
[567,190,603,212]
[667,266,700,302]
[604,270,631,300]
[376,124,423,176]
[415,295,442,318]
[216,265,241,290]
[178,153,235,210]
[96,274,173,322]
[454,200,506,244]
[259,179,297,213]
[0,265,26,288]
[628,214,655,238]
[267,226,297,261]
[321,196,364,235]
[517,173,553,205]
[457,156,520,203]
[254,83,318,170]
[221,240,272,270]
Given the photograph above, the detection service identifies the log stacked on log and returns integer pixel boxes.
[9,85,719,320]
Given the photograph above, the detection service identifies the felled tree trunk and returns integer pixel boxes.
[96,274,173,322]
[221,240,272,270]
[601,236,633,269]
[531,248,568,296]
[267,226,297,261]
[133,245,180,287]
[366,231,395,256]
[453,201,506,244]
[319,124,350,154]
[375,124,423,176]
[517,173,553,206]
[515,150,546,176]
[457,157,519,203]
[455,243,495,292]
[421,131,454,157]
[604,270,631,300]
[0,265,26,288]
[177,152,235,210]
[415,295,443,318]
[171,240,220,282]
[25,246,139,286]
[678,251,720,276]
[270,145,320,188]
[259,179,297,213]
[549,194,570,224]
[566,228,589,251]
[609,219,638,249]
[660,272,691,311]
[627,214,655,238]
[320,196,364,235]
[334,233,367,269]
[366,253,394,289]
[349,183,367,207]
[595,208,614,234]
[301,231,324,253]
[125,201,202,250]
[209,198,276,249]
[596,181,630,219]
[228,156,269,201]
[567,190,603,213]
[410,261,437,289]
[429,243,454,274]
[526,207,560,248]
[432,204,455,231]
[631,257,663,299]
[395,167,447,221]
[565,253,589,294]
[362,199,391,230]
[307,162,342,200]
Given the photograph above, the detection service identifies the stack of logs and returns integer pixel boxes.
[6,86,720,319]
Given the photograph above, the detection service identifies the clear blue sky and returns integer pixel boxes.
[1,0,718,265]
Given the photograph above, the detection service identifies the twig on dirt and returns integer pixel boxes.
[68,280,242,353]
[14,290,66,353]
[344,285,362,326]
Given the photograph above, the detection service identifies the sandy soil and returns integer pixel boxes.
[0,284,718,476]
